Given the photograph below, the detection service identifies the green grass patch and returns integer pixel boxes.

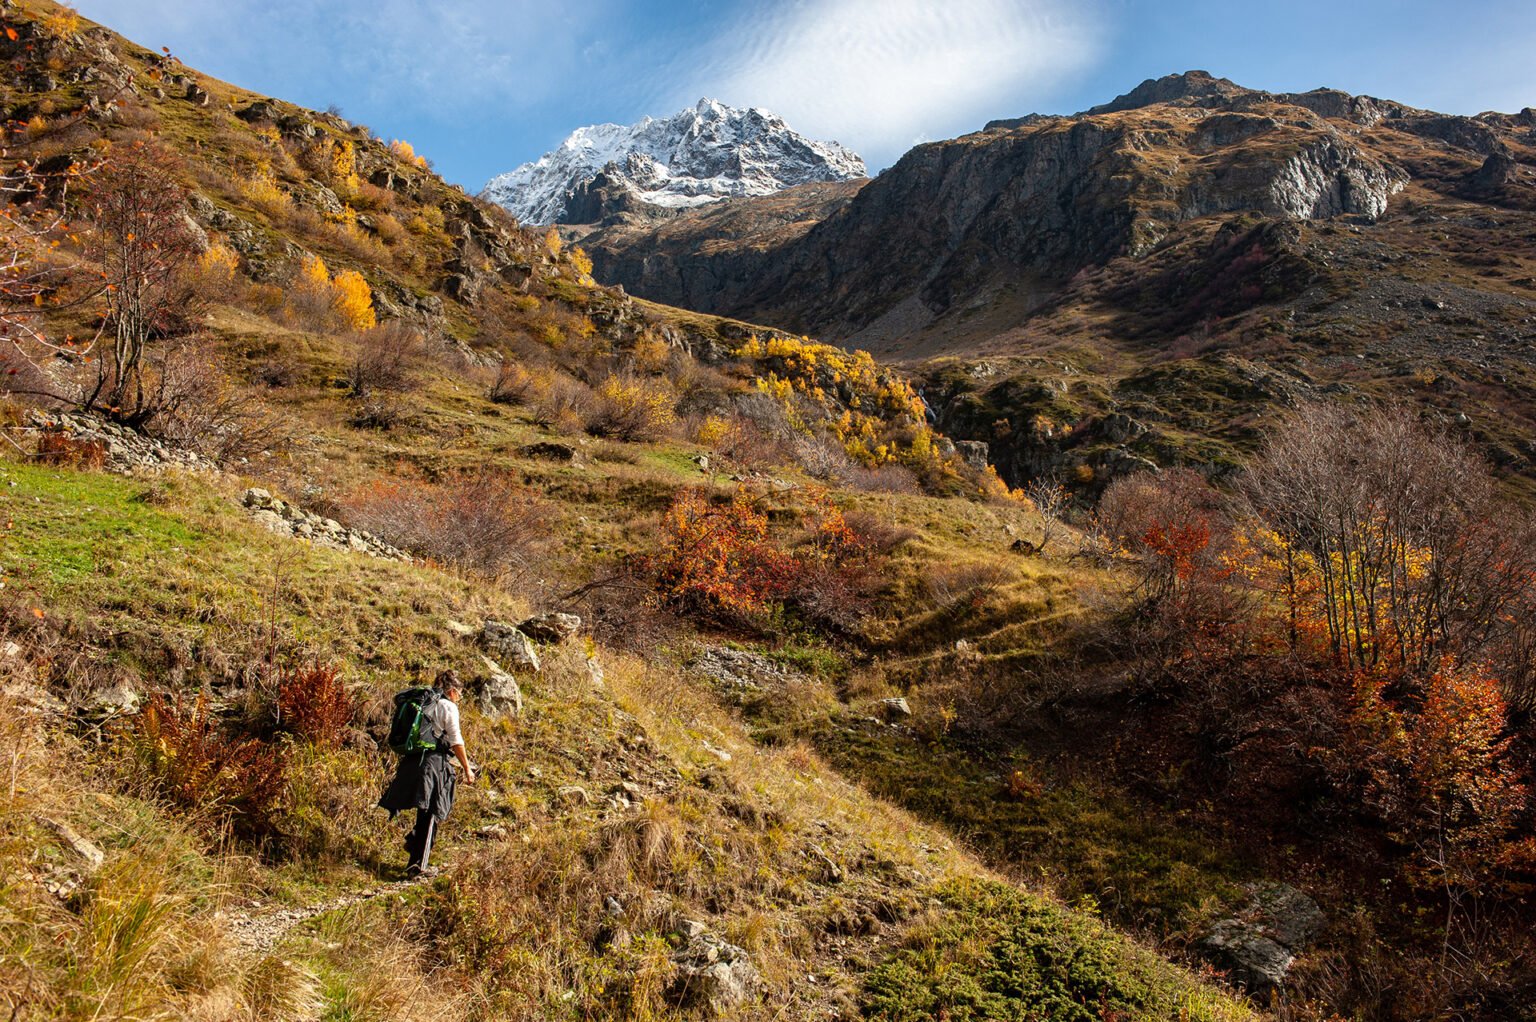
[865,878,1253,1022]
[811,716,1243,937]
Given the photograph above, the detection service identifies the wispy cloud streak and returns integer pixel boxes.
[674,0,1105,167]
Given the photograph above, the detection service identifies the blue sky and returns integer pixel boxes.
[75,0,1536,189]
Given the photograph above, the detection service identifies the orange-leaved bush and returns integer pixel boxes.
[650,487,886,627]
[1347,659,1534,897]
[276,663,355,750]
[652,489,794,617]
[127,693,286,842]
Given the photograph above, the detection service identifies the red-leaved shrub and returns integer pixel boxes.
[275,663,355,749]
[128,693,286,842]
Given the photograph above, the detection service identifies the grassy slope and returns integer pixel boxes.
[0,441,1252,1021]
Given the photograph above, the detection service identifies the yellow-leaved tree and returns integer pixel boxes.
[331,269,376,331]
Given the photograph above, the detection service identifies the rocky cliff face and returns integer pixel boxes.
[481,99,865,225]
[578,73,1536,496]
[582,90,1416,345]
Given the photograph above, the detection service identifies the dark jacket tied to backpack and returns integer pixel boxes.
[378,745,457,822]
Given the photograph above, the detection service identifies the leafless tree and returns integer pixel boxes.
[1241,401,1536,684]
[83,142,203,423]
[1024,476,1070,553]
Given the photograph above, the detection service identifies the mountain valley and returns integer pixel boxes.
[2,5,1535,1022]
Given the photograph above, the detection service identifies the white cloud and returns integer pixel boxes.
[675,0,1105,167]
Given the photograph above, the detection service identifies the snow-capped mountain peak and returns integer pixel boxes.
[481,99,866,225]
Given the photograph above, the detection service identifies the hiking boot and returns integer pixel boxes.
[406,864,440,880]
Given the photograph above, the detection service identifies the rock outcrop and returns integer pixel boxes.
[476,656,524,719]
[241,489,410,561]
[29,412,218,474]
[1199,883,1325,992]
[517,612,582,644]
[479,620,541,673]
[670,921,760,1013]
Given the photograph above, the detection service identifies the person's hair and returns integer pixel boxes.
[433,669,462,695]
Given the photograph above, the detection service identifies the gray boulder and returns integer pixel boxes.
[1200,920,1294,993]
[671,929,760,1013]
[518,612,582,644]
[1199,883,1323,993]
[1253,883,1326,949]
[476,656,524,718]
[479,621,541,672]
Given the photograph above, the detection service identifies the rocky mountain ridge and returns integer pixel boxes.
[481,98,865,226]
[573,72,1536,495]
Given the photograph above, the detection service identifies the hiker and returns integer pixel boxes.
[379,670,475,877]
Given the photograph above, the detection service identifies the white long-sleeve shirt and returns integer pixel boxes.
[423,696,463,749]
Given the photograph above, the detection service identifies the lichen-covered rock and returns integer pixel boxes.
[1252,883,1326,949]
[670,929,760,1014]
[1200,920,1295,992]
[1199,882,1324,992]
[954,440,990,470]
[480,621,541,672]
[517,612,582,644]
[476,656,524,718]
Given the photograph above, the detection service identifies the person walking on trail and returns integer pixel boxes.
[379,671,475,878]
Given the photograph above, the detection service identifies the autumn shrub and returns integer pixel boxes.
[790,430,855,481]
[328,222,393,272]
[1096,467,1238,623]
[145,343,291,462]
[342,471,549,583]
[584,372,677,441]
[349,394,407,431]
[352,181,396,212]
[528,370,595,433]
[488,360,538,405]
[36,429,106,470]
[388,139,429,169]
[190,239,242,305]
[275,663,355,750]
[347,322,423,398]
[374,212,406,245]
[285,254,338,328]
[784,491,885,631]
[331,269,376,330]
[125,693,286,844]
[651,489,795,618]
[240,170,291,215]
[1341,659,1536,903]
[648,488,886,629]
[284,254,375,331]
[40,5,82,40]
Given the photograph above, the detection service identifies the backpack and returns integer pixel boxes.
[388,687,441,755]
